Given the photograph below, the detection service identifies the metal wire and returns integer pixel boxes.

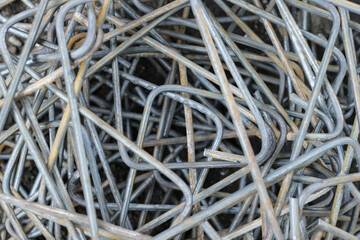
[0,0,360,239]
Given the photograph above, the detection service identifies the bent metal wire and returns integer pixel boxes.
[0,0,359,239]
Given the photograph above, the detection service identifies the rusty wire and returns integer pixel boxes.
[0,0,360,239]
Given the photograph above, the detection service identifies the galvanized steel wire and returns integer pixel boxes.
[0,0,360,239]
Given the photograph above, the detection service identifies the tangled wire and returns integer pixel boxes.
[0,0,360,239]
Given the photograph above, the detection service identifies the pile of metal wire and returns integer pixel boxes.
[1,0,360,239]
